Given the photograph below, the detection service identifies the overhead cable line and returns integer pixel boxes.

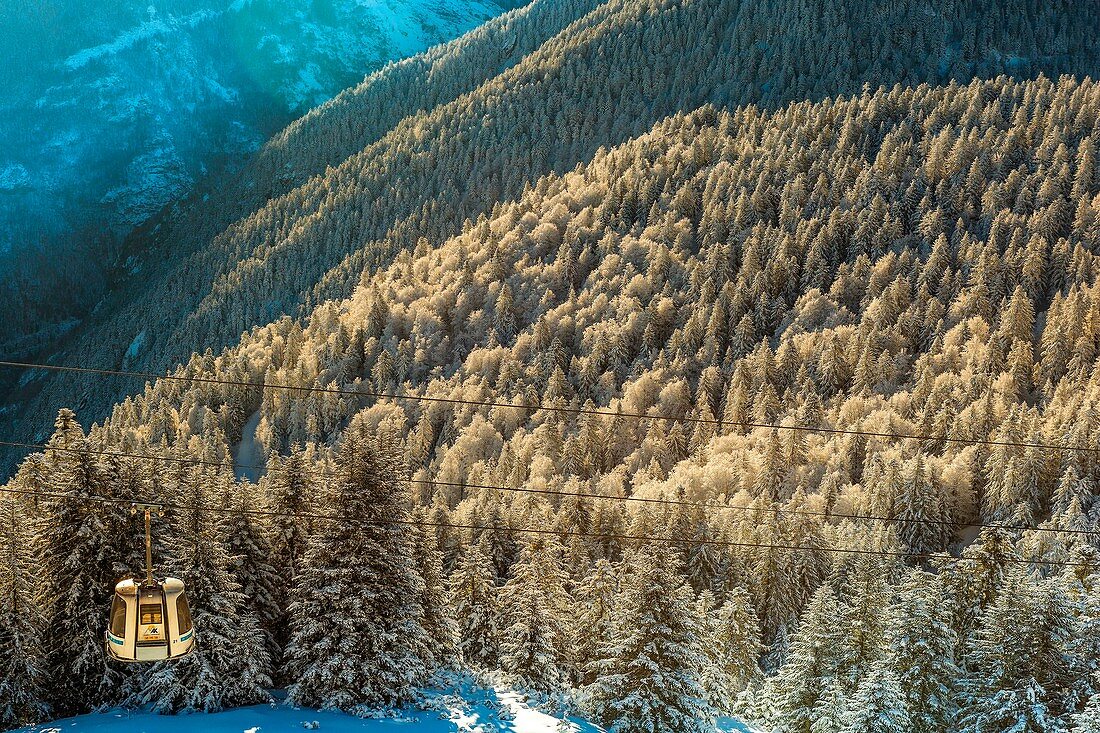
[2,437,1095,540]
[0,359,1094,454]
[0,484,1092,569]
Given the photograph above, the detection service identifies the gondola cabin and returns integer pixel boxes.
[106,578,195,662]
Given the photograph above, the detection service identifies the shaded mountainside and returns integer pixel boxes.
[8,74,1100,730]
[3,0,1098,477]
[0,0,513,355]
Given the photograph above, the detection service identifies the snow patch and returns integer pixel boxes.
[63,10,219,70]
[234,410,263,481]
[493,688,575,733]
[718,717,767,733]
[12,682,689,733]
[0,164,30,191]
[122,330,147,368]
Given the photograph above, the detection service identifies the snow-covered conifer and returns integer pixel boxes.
[224,479,281,676]
[810,679,849,733]
[834,558,891,689]
[582,550,712,733]
[448,537,500,670]
[839,666,909,733]
[264,446,315,664]
[129,468,271,712]
[1073,678,1100,733]
[499,535,573,691]
[882,569,957,732]
[0,495,49,728]
[957,567,1074,733]
[411,509,458,670]
[286,424,431,712]
[572,558,619,686]
[761,584,845,733]
[711,586,763,712]
[38,412,121,713]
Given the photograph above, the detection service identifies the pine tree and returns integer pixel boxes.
[893,455,949,555]
[224,480,281,678]
[944,528,1018,642]
[411,511,458,671]
[957,567,1074,733]
[882,569,957,733]
[573,559,619,686]
[840,666,909,733]
[698,586,762,714]
[834,558,891,690]
[37,412,121,714]
[498,536,573,692]
[809,679,849,733]
[448,537,500,671]
[0,495,49,728]
[686,517,724,595]
[762,584,845,733]
[287,425,432,712]
[1061,557,1100,713]
[1073,677,1100,733]
[264,446,315,669]
[582,550,712,733]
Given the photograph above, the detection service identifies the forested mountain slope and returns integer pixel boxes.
[7,75,1100,731]
[3,0,1097,477]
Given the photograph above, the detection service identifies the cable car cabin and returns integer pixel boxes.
[106,578,195,662]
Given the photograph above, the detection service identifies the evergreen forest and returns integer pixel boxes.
[2,1,1100,732]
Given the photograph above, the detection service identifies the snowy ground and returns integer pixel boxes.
[14,684,762,733]
[233,410,264,482]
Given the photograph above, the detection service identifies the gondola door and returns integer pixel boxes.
[137,586,167,645]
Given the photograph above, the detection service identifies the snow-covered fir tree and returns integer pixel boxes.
[582,549,712,733]
[833,558,891,690]
[956,567,1075,733]
[498,535,573,692]
[1073,677,1100,733]
[37,410,122,713]
[411,507,458,670]
[882,569,957,732]
[839,666,908,733]
[759,584,845,733]
[224,479,282,678]
[700,585,762,714]
[0,494,49,729]
[448,536,500,671]
[572,559,619,686]
[1061,552,1100,713]
[948,529,1020,637]
[264,445,316,673]
[286,422,432,712]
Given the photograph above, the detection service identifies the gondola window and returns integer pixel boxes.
[140,605,162,625]
[176,595,192,635]
[109,597,127,637]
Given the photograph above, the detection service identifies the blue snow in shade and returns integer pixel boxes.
[14,685,763,733]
